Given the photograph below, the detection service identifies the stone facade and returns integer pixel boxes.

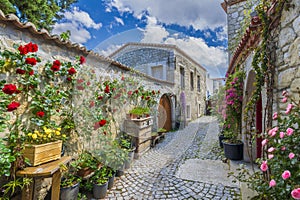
[224,0,300,162]
[110,43,207,126]
[226,0,248,60]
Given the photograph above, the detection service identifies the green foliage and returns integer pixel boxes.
[71,151,101,171]
[0,177,32,199]
[129,106,150,116]
[1,0,77,31]
[0,138,15,177]
[60,30,71,41]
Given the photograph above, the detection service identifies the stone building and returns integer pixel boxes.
[109,43,207,129]
[222,0,300,161]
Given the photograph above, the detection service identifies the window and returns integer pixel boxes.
[197,75,201,92]
[198,104,201,117]
[186,105,191,119]
[180,67,185,89]
[190,72,194,91]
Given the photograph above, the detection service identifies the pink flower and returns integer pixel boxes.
[268,147,275,153]
[269,179,276,187]
[286,128,294,136]
[268,127,279,137]
[261,139,268,147]
[289,153,295,159]
[260,161,268,172]
[281,146,286,151]
[291,188,300,199]
[272,112,278,120]
[285,103,294,114]
[280,132,285,139]
[282,170,291,180]
[282,90,288,96]
[282,97,288,103]
[268,154,274,159]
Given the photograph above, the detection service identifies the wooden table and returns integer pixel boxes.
[16,156,72,200]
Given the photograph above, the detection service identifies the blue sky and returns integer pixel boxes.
[52,0,228,78]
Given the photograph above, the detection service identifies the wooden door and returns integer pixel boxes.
[158,94,172,131]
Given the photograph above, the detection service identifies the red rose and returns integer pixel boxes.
[28,70,34,75]
[77,79,84,84]
[86,81,91,86]
[146,96,150,100]
[158,90,160,94]
[141,96,144,99]
[98,96,103,100]
[94,122,100,130]
[76,85,84,90]
[79,56,86,64]
[7,101,20,112]
[127,91,132,96]
[99,119,106,127]
[67,77,72,81]
[26,42,38,52]
[89,101,95,108]
[104,85,110,93]
[68,67,76,75]
[16,68,26,74]
[36,111,45,118]
[2,84,17,95]
[18,45,28,55]
[51,60,61,71]
[152,90,155,95]
[135,90,139,94]
[25,57,37,65]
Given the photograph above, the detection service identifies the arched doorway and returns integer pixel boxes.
[243,70,263,161]
[158,94,172,131]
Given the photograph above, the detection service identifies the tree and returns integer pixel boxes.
[0,0,77,31]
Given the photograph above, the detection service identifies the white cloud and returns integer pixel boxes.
[114,17,125,26]
[52,7,102,44]
[52,22,91,44]
[140,16,169,43]
[105,0,226,31]
[64,7,102,29]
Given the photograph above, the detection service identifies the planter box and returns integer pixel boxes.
[23,140,62,166]
[124,117,152,159]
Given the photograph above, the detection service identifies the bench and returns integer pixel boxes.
[16,156,72,200]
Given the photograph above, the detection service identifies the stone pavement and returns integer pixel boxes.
[105,116,240,200]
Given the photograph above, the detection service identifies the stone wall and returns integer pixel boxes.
[227,0,247,60]
[275,0,300,111]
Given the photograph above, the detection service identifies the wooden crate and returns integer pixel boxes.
[23,140,62,166]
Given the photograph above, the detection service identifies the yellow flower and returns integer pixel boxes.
[44,128,52,134]
[62,134,67,138]
[57,128,61,131]
[28,133,32,137]
[55,131,61,136]
[32,134,37,139]
[48,133,52,138]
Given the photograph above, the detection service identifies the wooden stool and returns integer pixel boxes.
[16,156,72,200]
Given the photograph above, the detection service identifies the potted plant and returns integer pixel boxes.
[222,70,245,160]
[117,133,135,169]
[60,163,81,200]
[128,106,150,119]
[90,166,109,199]
[72,151,102,178]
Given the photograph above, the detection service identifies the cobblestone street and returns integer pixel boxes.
[105,117,240,200]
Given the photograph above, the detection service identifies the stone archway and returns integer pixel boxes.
[158,94,172,131]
